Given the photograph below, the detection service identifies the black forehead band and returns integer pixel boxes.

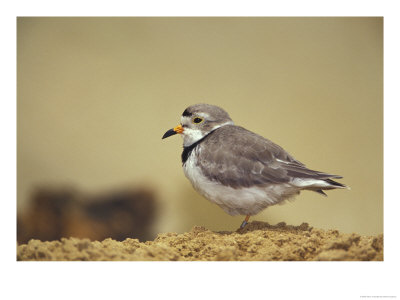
[182,109,193,117]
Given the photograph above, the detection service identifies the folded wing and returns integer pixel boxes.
[197,125,343,189]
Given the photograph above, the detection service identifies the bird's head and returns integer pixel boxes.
[162,103,234,147]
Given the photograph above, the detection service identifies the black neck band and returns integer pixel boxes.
[181,129,218,165]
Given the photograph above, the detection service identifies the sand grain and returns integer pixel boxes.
[17,222,383,261]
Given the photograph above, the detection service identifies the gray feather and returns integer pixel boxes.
[196,125,344,189]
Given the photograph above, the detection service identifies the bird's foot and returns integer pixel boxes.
[238,215,250,230]
[240,220,248,229]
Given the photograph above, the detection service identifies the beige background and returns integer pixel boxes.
[17,17,383,236]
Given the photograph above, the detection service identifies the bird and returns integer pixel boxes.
[162,103,347,229]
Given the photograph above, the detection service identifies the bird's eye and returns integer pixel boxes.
[193,117,203,124]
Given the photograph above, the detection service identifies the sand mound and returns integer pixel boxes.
[17,222,383,261]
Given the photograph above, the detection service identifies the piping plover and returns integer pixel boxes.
[162,104,347,228]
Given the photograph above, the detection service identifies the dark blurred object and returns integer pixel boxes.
[17,186,157,244]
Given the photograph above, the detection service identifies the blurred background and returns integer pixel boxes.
[17,17,382,242]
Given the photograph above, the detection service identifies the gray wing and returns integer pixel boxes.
[197,125,342,188]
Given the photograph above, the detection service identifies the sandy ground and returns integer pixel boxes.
[17,221,383,261]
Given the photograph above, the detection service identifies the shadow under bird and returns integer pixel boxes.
[162,103,347,228]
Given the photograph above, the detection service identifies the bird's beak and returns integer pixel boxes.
[162,124,184,139]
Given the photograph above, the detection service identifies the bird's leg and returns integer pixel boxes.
[240,215,250,229]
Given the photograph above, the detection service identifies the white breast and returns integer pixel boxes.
[183,148,300,216]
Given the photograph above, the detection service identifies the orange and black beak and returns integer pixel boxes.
[162,124,184,139]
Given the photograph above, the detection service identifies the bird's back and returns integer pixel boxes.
[193,125,343,190]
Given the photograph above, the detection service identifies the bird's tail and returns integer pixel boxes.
[325,178,347,188]
[314,178,349,196]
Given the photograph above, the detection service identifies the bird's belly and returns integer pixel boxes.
[183,152,299,216]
